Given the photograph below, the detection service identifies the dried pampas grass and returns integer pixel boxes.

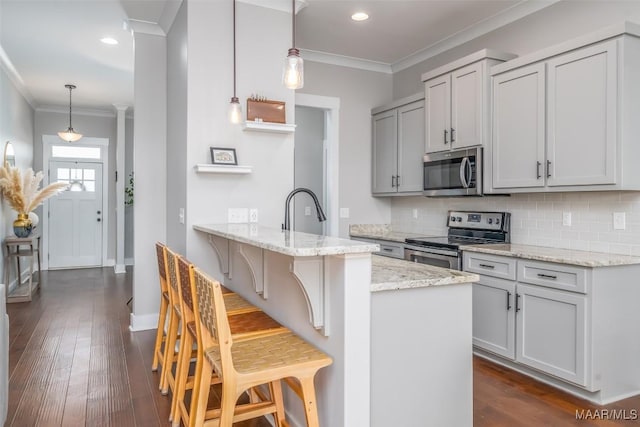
[0,165,68,214]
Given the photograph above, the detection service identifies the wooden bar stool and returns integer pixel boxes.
[168,252,289,427]
[192,267,333,427]
[152,243,172,374]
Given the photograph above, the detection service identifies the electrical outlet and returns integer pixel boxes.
[613,212,626,230]
[228,208,249,223]
[412,209,418,219]
[340,208,350,219]
[179,208,185,224]
[249,208,258,223]
[304,206,311,216]
[562,212,571,227]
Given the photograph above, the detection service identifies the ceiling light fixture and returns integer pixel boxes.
[351,12,369,21]
[58,84,83,143]
[283,0,303,89]
[100,37,118,45]
[228,0,242,124]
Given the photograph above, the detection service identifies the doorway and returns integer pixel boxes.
[42,136,109,269]
[294,94,340,237]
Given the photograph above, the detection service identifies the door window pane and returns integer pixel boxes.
[51,145,101,159]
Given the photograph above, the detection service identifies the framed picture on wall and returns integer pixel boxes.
[210,147,238,165]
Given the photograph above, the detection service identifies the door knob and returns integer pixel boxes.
[97,210,101,214]
[97,218,101,222]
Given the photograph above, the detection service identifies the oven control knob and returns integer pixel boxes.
[496,219,500,225]
[456,216,462,222]
[488,218,493,224]
[450,216,456,222]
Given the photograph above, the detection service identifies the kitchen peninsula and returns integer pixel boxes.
[194,223,478,427]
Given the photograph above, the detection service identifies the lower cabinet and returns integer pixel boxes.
[472,276,515,359]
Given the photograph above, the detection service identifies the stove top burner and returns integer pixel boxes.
[405,235,501,250]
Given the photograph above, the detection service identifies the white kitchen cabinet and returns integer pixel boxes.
[422,50,515,154]
[492,63,545,189]
[516,283,587,386]
[464,248,640,404]
[372,94,424,196]
[472,275,516,359]
[489,24,640,193]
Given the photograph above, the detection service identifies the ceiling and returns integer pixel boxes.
[0,0,550,112]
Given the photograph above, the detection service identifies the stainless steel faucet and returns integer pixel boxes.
[282,188,327,231]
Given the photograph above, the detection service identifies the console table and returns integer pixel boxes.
[3,234,41,303]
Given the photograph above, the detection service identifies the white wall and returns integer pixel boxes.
[393,0,640,98]
[125,117,134,260]
[183,2,295,279]
[294,105,324,235]
[389,0,640,256]
[131,32,167,330]
[33,110,118,261]
[0,66,34,286]
[301,61,393,237]
[166,0,188,254]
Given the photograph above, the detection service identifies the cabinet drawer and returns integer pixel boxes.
[517,260,588,294]
[463,252,516,280]
[378,243,405,259]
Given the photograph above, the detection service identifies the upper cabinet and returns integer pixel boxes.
[372,94,425,196]
[422,50,516,154]
[490,22,640,193]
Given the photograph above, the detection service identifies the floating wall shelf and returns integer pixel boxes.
[242,121,296,134]
[195,164,252,174]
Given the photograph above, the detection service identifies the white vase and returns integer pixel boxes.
[28,212,39,228]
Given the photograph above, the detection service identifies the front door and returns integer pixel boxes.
[48,161,103,268]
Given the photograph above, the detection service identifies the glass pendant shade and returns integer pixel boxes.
[228,97,242,124]
[283,48,304,89]
[58,84,82,142]
[58,128,83,142]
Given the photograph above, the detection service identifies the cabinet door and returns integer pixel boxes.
[472,276,516,359]
[451,62,483,149]
[492,63,546,189]
[397,100,425,193]
[516,283,587,386]
[547,40,617,186]
[425,75,451,153]
[372,110,398,194]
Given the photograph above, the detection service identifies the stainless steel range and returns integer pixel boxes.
[404,211,510,270]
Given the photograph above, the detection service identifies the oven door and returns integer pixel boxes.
[404,246,461,270]
[423,147,482,197]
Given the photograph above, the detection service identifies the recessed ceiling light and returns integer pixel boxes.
[100,37,118,45]
[351,12,369,21]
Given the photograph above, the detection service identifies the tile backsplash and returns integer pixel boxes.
[391,192,640,255]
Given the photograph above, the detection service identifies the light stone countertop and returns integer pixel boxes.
[349,224,426,243]
[193,224,379,257]
[370,255,479,292]
[463,244,640,267]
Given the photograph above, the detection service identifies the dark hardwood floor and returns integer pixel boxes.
[5,267,640,426]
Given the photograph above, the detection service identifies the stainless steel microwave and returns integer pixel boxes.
[423,147,482,197]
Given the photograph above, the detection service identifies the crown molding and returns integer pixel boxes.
[301,49,392,74]
[391,0,561,72]
[0,44,36,109]
[124,19,166,36]
[239,0,308,14]
[158,0,184,33]
[36,105,117,118]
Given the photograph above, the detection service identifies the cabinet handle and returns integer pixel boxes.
[478,263,495,269]
[506,291,512,311]
[382,248,393,252]
[537,273,558,280]
[391,176,396,187]
[444,129,449,144]
[546,160,552,178]
[451,128,456,143]
[396,175,400,187]
[516,294,521,312]
[536,161,541,179]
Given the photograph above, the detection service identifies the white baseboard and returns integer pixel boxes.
[104,258,115,267]
[125,257,134,266]
[129,312,159,332]
[114,264,126,274]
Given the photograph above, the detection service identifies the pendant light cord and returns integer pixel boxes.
[233,0,237,100]
[292,0,295,47]
[68,86,73,129]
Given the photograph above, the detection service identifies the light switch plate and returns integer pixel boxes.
[613,212,626,230]
[340,208,350,218]
[179,208,185,224]
[228,208,249,223]
[562,212,571,227]
[304,206,311,216]
[412,209,418,219]
[249,208,258,223]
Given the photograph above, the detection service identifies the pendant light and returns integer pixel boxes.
[58,84,83,142]
[228,0,242,124]
[283,0,303,89]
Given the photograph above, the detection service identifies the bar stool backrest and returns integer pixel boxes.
[165,246,181,307]
[177,256,195,314]
[155,242,169,293]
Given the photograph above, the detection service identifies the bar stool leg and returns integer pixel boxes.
[298,376,321,427]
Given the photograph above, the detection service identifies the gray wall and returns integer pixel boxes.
[0,66,35,287]
[125,116,133,260]
[166,0,188,254]
[301,61,393,237]
[294,106,325,235]
[393,0,640,98]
